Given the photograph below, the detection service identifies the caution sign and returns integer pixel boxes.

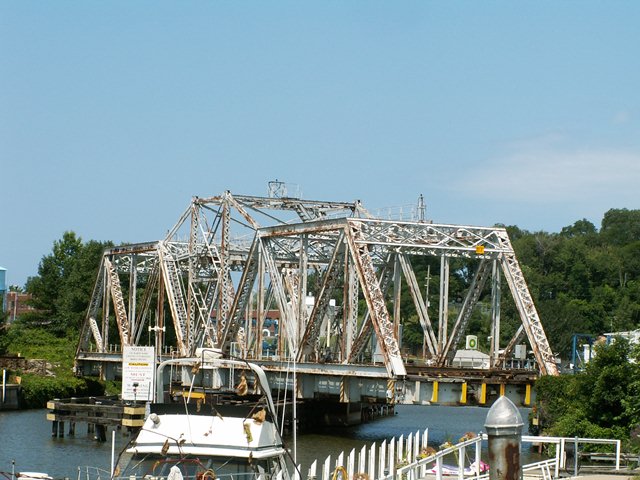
[122,346,155,402]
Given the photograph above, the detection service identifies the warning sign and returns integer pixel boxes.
[122,346,155,402]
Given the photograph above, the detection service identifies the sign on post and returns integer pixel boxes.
[122,346,155,402]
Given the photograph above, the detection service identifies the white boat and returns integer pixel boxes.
[106,353,296,480]
[14,473,53,480]
[429,460,489,476]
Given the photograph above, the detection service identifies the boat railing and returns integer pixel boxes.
[76,467,279,480]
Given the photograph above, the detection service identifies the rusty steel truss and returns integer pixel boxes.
[76,190,559,378]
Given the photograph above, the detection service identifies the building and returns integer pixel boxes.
[5,291,35,323]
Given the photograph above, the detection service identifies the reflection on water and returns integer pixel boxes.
[0,405,534,480]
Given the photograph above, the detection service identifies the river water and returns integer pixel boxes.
[0,405,536,480]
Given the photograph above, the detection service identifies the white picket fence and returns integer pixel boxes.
[293,431,623,480]
[295,428,483,480]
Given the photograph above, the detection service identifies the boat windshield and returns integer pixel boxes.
[114,453,283,480]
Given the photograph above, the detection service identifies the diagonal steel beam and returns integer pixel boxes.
[298,231,346,360]
[220,237,260,352]
[346,221,406,377]
[499,231,558,375]
[398,254,438,357]
[104,257,130,347]
[348,257,394,363]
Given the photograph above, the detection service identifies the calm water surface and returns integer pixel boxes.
[0,405,534,479]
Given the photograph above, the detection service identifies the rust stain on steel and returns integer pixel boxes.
[504,442,521,480]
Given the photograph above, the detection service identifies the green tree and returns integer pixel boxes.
[601,208,640,246]
[535,339,638,446]
[57,239,112,332]
[24,232,112,335]
[26,231,83,318]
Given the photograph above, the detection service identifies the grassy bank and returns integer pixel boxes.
[1,322,107,408]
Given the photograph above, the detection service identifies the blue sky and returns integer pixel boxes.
[1,2,639,288]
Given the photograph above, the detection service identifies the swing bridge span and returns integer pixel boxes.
[74,188,558,413]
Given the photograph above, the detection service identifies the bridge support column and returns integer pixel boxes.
[430,381,439,403]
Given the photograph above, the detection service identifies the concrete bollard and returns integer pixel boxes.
[484,396,524,480]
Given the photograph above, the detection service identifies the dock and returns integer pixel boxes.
[46,396,145,441]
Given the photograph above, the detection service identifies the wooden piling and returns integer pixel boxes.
[47,396,144,440]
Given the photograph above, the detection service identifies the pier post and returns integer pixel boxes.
[95,424,107,442]
[51,420,58,437]
[484,395,523,480]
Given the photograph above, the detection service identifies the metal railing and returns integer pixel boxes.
[320,432,622,480]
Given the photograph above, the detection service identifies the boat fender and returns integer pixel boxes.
[332,466,348,480]
[252,409,266,424]
[167,466,184,480]
[197,469,216,480]
[236,374,248,396]
[150,413,160,426]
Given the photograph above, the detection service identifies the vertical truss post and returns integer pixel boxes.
[490,259,501,367]
[343,253,359,361]
[393,256,402,340]
[157,271,165,354]
[254,250,265,358]
[438,260,490,366]
[298,234,309,347]
[437,256,450,355]
[101,265,110,353]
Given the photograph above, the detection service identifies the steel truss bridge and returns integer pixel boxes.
[75,189,558,410]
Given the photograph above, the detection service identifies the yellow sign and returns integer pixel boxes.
[475,245,485,254]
